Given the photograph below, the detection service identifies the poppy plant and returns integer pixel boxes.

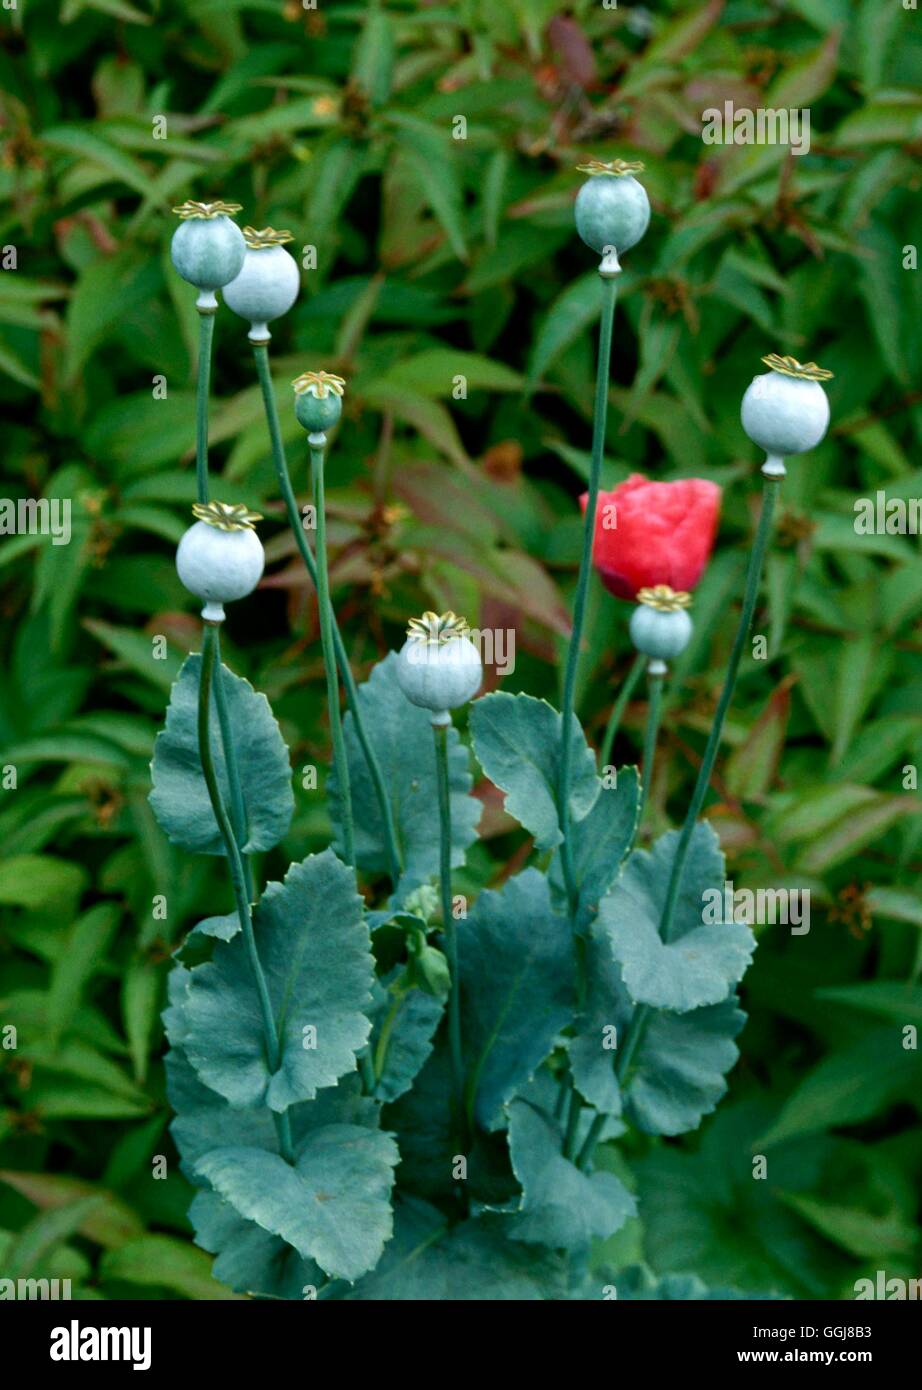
[150,172,830,1302]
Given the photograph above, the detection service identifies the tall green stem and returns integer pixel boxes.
[558,274,617,917]
[434,723,463,1106]
[198,624,294,1163]
[637,668,664,831]
[195,309,216,505]
[311,443,355,867]
[599,651,644,771]
[657,478,779,945]
[212,630,255,905]
[576,1111,605,1170]
[615,476,780,1090]
[251,345,402,888]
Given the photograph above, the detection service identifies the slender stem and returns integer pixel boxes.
[198,625,294,1164]
[212,630,255,905]
[195,310,216,505]
[658,478,779,945]
[576,1111,606,1170]
[599,652,644,771]
[637,668,664,832]
[562,1086,582,1160]
[614,477,780,1098]
[311,443,355,866]
[251,345,402,888]
[558,274,617,917]
[373,992,403,1083]
[434,723,463,1105]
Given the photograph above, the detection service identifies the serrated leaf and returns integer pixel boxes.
[347,1196,567,1300]
[150,653,294,857]
[460,868,575,1128]
[368,973,443,1104]
[608,1266,783,1301]
[194,1126,398,1283]
[505,1091,635,1249]
[600,825,755,1012]
[550,768,639,930]
[189,1191,322,1300]
[469,692,600,851]
[570,918,745,1135]
[179,851,373,1112]
[331,652,480,886]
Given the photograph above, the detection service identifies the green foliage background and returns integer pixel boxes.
[1,0,921,1299]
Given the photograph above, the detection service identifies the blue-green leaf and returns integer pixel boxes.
[150,654,294,857]
[600,825,755,1012]
[367,972,444,1104]
[346,1196,567,1300]
[572,913,746,1135]
[331,652,480,887]
[607,1265,785,1301]
[506,1090,635,1250]
[194,1125,398,1283]
[179,851,373,1112]
[550,768,640,930]
[460,869,575,1128]
[469,692,600,851]
[189,1191,322,1300]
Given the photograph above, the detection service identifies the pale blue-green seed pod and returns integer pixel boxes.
[292,370,346,438]
[395,613,482,725]
[295,389,342,433]
[630,598,692,665]
[575,159,650,272]
[175,501,264,623]
[741,354,832,475]
[223,229,300,341]
[170,201,246,304]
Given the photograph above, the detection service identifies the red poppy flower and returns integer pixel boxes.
[581,474,721,601]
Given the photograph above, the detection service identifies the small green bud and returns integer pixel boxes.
[411,943,451,998]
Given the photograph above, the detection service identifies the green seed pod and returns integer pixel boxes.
[629,586,693,666]
[175,500,264,623]
[574,158,650,273]
[292,370,345,435]
[395,611,482,725]
[741,353,833,476]
[170,201,246,306]
[223,227,300,341]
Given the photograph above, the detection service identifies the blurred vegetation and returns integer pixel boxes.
[0,0,921,1298]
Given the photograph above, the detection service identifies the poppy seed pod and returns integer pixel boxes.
[574,159,650,274]
[222,228,301,341]
[395,612,483,725]
[176,501,265,623]
[629,587,693,671]
[741,354,833,476]
[292,370,345,437]
[170,201,246,308]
